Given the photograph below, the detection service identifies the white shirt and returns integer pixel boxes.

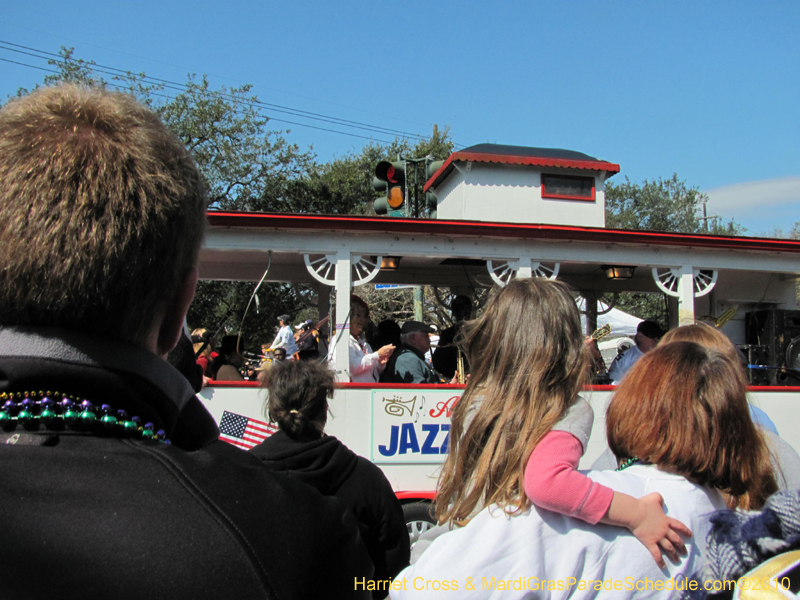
[329,335,385,383]
[270,325,298,356]
[607,345,644,384]
[391,465,725,600]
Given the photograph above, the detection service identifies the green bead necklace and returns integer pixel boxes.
[616,457,640,471]
[0,391,170,444]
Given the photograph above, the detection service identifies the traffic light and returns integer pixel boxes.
[425,159,444,218]
[373,160,406,217]
[372,175,389,215]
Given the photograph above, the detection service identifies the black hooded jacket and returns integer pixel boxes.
[251,430,410,595]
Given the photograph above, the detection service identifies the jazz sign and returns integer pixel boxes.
[371,389,460,463]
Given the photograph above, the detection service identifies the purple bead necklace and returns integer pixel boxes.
[0,391,170,444]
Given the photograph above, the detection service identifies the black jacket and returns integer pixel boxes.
[0,326,372,600]
[379,344,441,384]
[431,322,468,380]
[251,430,410,597]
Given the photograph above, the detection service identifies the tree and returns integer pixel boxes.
[157,75,316,211]
[187,280,314,354]
[605,174,744,236]
[608,174,696,232]
[604,174,743,325]
[256,127,455,216]
[12,48,461,344]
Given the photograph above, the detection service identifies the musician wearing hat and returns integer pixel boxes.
[380,321,445,384]
[608,319,665,384]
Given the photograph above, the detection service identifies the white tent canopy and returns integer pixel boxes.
[581,306,642,338]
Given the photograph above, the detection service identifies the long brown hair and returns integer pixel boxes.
[607,341,777,510]
[435,278,588,525]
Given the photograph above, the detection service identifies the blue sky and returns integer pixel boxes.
[2,1,798,236]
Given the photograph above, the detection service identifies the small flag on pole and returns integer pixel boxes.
[218,411,277,450]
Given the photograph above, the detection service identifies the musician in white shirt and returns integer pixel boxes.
[330,295,395,383]
[608,320,663,384]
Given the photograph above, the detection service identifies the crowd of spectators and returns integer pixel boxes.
[5,83,800,599]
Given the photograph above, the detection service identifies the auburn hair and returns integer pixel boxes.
[607,341,777,510]
[435,278,588,525]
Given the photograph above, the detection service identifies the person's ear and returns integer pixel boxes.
[157,267,199,358]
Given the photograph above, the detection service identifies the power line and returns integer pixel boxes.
[1,55,400,144]
[0,40,442,144]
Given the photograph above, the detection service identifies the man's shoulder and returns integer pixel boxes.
[394,346,429,375]
[395,345,423,362]
[0,437,373,598]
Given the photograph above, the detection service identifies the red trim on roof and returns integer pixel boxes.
[423,151,621,192]
[205,211,800,254]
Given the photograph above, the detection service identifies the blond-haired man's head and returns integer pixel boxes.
[0,84,207,354]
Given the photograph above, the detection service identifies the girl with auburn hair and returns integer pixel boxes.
[433,278,688,567]
[608,340,777,510]
[660,323,778,436]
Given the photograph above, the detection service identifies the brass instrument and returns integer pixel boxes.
[698,305,738,329]
[456,350,466,384]
[714,306,738,328]
[590,323,612,341]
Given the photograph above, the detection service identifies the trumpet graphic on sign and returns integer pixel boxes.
[383,395,416,417]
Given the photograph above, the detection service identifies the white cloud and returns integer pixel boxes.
[706,177,800,213]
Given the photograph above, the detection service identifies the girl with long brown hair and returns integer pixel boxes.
[434,277,688,566]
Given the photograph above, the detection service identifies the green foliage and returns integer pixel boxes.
[156,75,315,210]
[606,174,702,232]
[356,285,488,333]
[605,173,744,236]
[263,126,455,216]
[11,47,459,342]
[43,47,102,88]
[187,280,315,353]
[12,47,102,97]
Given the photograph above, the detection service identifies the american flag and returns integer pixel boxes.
[218,411,277,450]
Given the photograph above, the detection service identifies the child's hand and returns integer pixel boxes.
[629,493,692,568]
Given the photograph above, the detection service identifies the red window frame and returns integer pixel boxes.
[541,174,596,202]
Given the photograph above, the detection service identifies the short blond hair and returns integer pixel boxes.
[0,85,207,345]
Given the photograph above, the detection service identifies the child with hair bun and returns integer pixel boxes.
[250,361,409,598]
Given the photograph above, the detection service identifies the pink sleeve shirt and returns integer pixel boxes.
[523,429,614,524]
